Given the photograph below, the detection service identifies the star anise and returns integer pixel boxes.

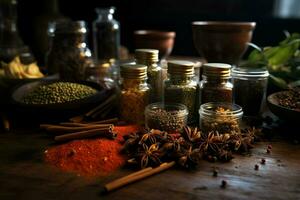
[177,145,201,168]
[139,129,163,145]
[122,132,141,153]
[182,126,202,143]
[138,143,161,168]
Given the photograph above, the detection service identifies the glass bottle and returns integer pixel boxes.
[200,63,233,105]
[164,60,199,123]
[135,49,162,102]
[46,20,94,81]
[232,66,269,117]
[199,102,243,134]
[119,64,151,124]
[93,7,120,64]
[0,0,31,66]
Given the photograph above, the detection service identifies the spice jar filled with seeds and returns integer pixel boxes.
[145,103,188,133]
[200,63,233,105]
[46,20,94,81]
[199,102,243,134]
[164,60,199,123]
[120,64,151,124]
[232,66,269,118]
[135,49,162,102]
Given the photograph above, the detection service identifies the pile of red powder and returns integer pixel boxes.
[44,125,140,177]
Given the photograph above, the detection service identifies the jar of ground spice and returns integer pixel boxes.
[200,63,233,105]
[120,64,151,124]
[135,49,162,102]
[232,66,269,117]
[46,20,94,81]
[164,60,199,123]
[199,102,243,135]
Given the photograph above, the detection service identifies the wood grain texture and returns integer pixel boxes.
[0,130,299,200]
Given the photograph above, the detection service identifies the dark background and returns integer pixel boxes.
[16,0,300,64]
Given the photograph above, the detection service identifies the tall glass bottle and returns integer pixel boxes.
[93,7,120,65]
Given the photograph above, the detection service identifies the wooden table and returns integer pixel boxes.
[0,128,299,200]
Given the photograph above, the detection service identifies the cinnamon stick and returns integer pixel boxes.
[89,118,119,125]
[41,124,112,133]
[104,161,175,192]
[59,122,113,128]
[54,128,117,142]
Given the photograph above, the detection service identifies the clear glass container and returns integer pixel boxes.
[232,66,269,117]
[93,7,120,64]
[200,63,233,105]
[164,60,199,123]
[145,103,188,133]
[120,64,151,124]
[46,20,94,81]
[135,49,162,102]
[199,102,243,134]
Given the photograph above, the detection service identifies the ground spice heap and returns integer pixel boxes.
[44,125,140,177]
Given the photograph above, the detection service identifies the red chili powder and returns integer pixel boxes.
[44,125,140,177]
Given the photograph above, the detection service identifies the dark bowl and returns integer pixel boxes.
[267,91,300,122]
[134,30,176,59]
[192,21,256,65]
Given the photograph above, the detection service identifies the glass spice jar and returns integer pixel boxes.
[135,49,162,102]
[120,64,151,124]
[232,66,269,117]
[46,20,94,81]
[164,60,199,123]
[200,63,233,105]
[199,102,243,134]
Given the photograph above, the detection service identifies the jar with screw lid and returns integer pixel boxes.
[119,64,151,124]
[232,66,269,118]
[200,63,233,105]
[164,60,199,123]
[135,49,162,102]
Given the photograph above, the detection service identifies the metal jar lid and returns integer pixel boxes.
[120,64,148,79]
[135,49,159,63]
[167,60,195,76]
[202,63,231,77]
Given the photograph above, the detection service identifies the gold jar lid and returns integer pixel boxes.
[203,63,231,77]
[135,49,159,63]
[167,60,195,76]
[120,64,148,79]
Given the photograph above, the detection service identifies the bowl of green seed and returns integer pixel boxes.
[11,80,110,110]
[145,103,188,133]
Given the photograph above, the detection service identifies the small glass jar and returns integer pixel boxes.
[145,103,188,133]
[200,63,233,105]
[120,64,151,124]
[46,20,94,81]
[164,60,199,123]
[135,49,162,102]
[232,66,269,117]
[199,102,243,134]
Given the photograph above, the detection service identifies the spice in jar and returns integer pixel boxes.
[22,82,97,104]
[164,60,199,123]
[199,102,243,134]
[135,49,162,102]
[119,64,151,124]
[232,67,269,117]
[200,63,233,105]
[46,20,94,81]
[145,103,188,132]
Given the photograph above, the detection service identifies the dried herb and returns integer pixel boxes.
[276,89,300,111]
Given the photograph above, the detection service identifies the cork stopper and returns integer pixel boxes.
[135,49,159,63]
[167,60,195,76]
[203,63,231,77]
[120,64,148,79]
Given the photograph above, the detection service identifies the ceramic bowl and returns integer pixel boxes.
[134,30,176,59]
[192,21,256,65]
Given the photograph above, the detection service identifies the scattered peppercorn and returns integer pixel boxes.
[213,168,218,177]
[267,144,272,150]
[255,164,259,170]
[221,180,227,188]
[261,158,266,164]
[266,148,271,154]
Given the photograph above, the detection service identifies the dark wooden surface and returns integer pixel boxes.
[0,129,300,200]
